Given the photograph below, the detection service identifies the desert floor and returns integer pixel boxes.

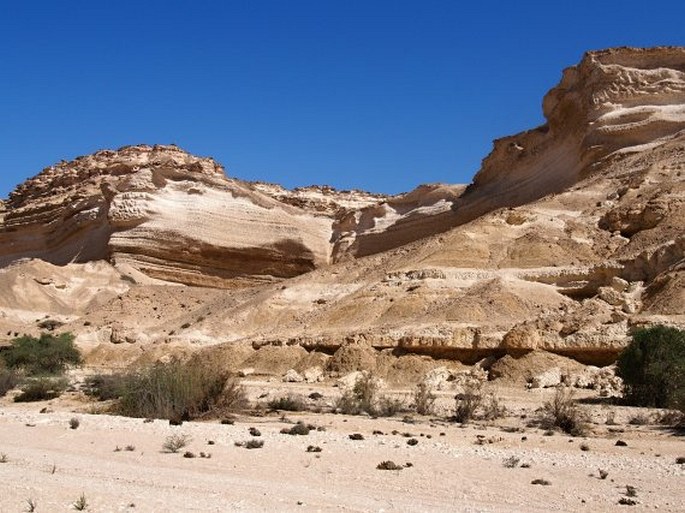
[1,382,683,513]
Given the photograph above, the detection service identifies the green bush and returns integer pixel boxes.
[14,377,68,402]
[617,325,685,410]
[1,333,81,376]
[117,359,245,421]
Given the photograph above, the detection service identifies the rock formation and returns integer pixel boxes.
[0,46,683,370]
[0,145,335,287]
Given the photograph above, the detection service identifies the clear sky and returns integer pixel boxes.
[1,1,684,198]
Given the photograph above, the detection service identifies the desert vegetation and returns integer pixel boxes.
[617,325,685,413]
[1,333,81,376]
[88,359,248,422]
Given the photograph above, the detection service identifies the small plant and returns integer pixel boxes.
[615,440,628,447]
[281,422,311,436]
[598,469,609,479]
[162,433,190,453]
[73,493,88,510]
[531,478,551,486]
[676,456,685,464]
[580,443,590,451]
[377,460,403,470]
[454,382,483,423]
[267,395,307,412]
[618,498,637,506]
[183,451,196,458]
[69,417,80,430]
[0,453,7,463]
[336,373,406,417]
[125,445,135,452]
[539,388,587,436]
[249,427,261,437]
[481,393,506,421]
[625,485,637,498]
[25,498,37,512]
[407,438,418,446]
[503,456,520,468]
[14,377,68,402]
[349,433,364,440]
[306,445,322,453]
[245,439,264,449]
[412,382,437,416]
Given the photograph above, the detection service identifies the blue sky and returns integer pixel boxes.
[1,1,684,197]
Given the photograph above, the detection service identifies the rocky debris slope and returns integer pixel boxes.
[0,145,332,287]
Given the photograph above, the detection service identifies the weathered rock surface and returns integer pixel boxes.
[0,145,333,287]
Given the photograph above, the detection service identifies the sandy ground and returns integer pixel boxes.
[0,384,684,513]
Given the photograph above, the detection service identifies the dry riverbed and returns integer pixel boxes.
[0,383,684,513]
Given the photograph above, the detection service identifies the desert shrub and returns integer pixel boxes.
[337,373,378,415]
[83,373,127,401]
[1,333,81,376]
[335,373,404,417]
[481,393,506,421]
[412,382,437,416]
[117,359,244,421]
[531,478,551,486]
[377,460,403,470]
[69,417,80,430]
[454,382,483,423]
[617,325,685,411]
[267,395,307,412]
[280,421,311,435]
[0,363,21,397]
[245,439,264,449]
[539,387,588,436]
[503,456,520,468]
[162,433,190,453]
[72,493,88,511]
[14,377,68,402]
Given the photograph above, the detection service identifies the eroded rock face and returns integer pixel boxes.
[332,47,685,261]
[0,145,332,287]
